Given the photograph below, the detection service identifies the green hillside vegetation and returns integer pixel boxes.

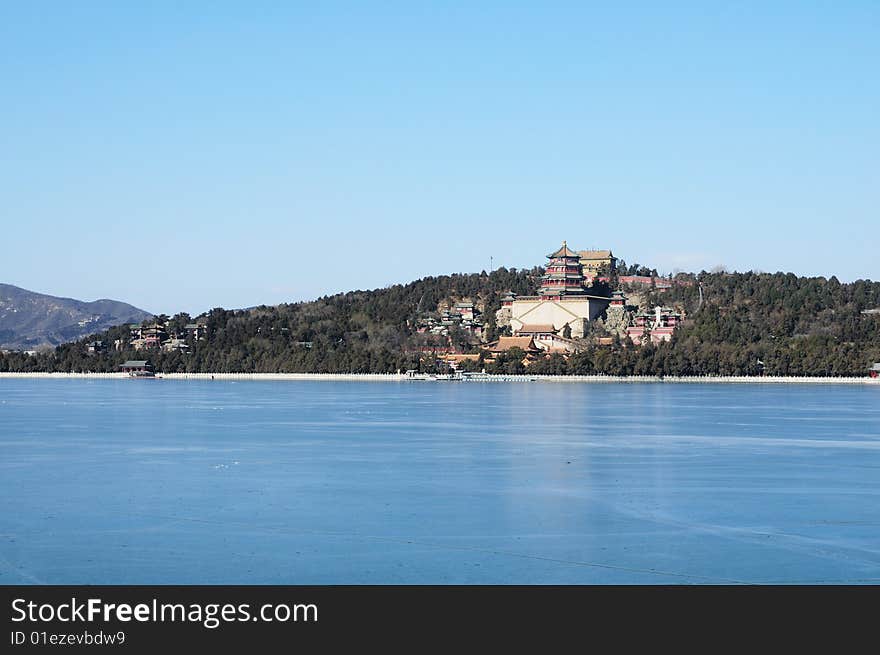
[2,268,878,377]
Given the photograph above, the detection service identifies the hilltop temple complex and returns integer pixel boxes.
[431,240,688,370]
[496,242,613,339]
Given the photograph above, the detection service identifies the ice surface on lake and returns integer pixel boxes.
[1,379,879,584]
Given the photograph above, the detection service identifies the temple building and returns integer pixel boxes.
[501,242,612,339]
[480,336,543,366]
[625,306,683,345]
[538,242,588,299]
[578,249,617,278]
[513,324,581,354]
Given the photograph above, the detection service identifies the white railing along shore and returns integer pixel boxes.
[0,372,877,385]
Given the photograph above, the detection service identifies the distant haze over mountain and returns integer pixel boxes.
[0,284,152,350]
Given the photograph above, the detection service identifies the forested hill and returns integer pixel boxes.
[0,268,540,374]
[1,268,879,377]
[644,272,880,376]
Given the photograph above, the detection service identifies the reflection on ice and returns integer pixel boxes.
[0,379,879,584]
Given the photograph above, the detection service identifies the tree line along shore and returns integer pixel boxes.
[1,267,879,378]
[0,372,876,385]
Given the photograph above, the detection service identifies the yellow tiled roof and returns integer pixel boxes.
[578,249,615,260]
[516,324,555,334]
[487,336,540,352]
[547,241,580,258]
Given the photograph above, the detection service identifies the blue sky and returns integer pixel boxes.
[1,2,877,315]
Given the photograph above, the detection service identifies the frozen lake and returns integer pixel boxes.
[1,379,879,584]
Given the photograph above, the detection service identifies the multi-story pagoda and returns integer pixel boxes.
[499,241,613,339]
[538,241,587,300]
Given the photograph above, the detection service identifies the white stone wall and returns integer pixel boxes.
[509,298,608,338]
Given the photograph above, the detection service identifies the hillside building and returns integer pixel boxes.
[513,324,582,354]
[480,336,543,366]
[416,299,484,339]
[130,324,167,351]
[483,336,542,356]
[502,242,612,338]
[578,249,617,278]
[625,306,683,345]
[85,340,106,355]
[539,242,588,298]
[184,323,208,340]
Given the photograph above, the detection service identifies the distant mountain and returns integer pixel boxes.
[0,284,152,350]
